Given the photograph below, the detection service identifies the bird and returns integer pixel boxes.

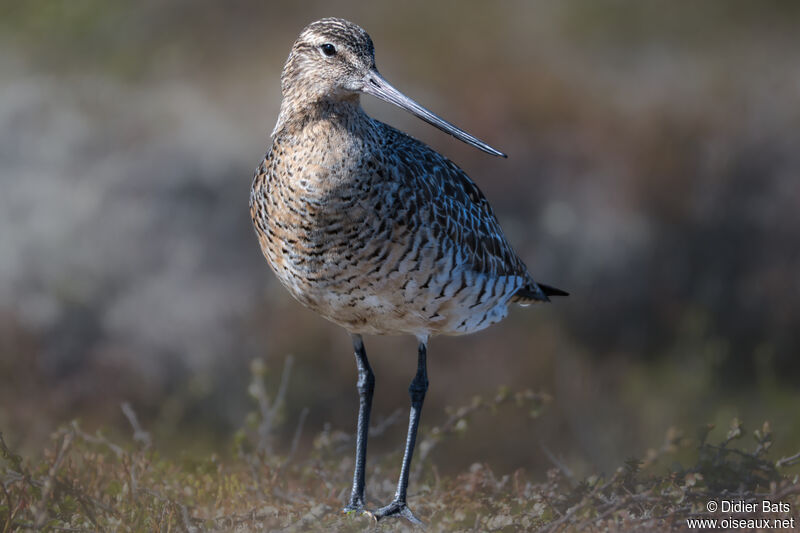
[249,17,567,524]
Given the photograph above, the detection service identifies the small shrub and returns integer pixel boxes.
[1,361,798,532]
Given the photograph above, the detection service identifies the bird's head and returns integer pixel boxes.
[281,18,376,102]
[278,17,506,157]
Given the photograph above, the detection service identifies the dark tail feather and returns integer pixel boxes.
[538,283,569,297]
[513,283,569,303]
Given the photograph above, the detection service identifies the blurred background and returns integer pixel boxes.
[1,1,799,479]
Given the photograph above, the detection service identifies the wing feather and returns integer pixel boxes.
[381,124,531,280]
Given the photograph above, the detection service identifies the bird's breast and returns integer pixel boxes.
[251,122,390,297]
[250,116,522,336]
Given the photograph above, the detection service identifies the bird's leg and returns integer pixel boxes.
[343,334,375,514]
[372,340,428,526]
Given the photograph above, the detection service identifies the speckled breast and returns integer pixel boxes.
[250,123,523,337]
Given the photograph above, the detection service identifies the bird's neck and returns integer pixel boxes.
[272,93,365,137]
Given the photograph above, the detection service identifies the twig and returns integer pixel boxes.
[371,408,403,438]
[1,478,19,533]
[121,402,152,450]
[772,482,800,501]
[0,434,23,474]
[179,501,197,533]
[333,408,404,455]
[272,354,294,420]
[416,400,484,464]
[276,503,331,532]
[282,407,310,469]
[253,365,272,452]
[257,354,295,454]
[33,430,74,529]
[53,478,103,528]
[246,453,266,499]
[207,507,287,529]
[120,403,152,499]
[776,450,800,469]
[0,434,29,533]
[271,486,308,505]
[141,488,201,532]
[571,490,657,531]
[125,452,139,499]
[540,441,575,482]
[70,421,125,459]
[537,473,620,533]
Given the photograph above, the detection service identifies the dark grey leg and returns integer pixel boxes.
[343,334,375,513]
[373,340,428,525]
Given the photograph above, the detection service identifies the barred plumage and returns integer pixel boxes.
[249,17,566,524]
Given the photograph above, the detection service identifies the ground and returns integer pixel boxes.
[2,366,799,532]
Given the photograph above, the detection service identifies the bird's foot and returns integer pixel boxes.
[369,500,424,526]
[342,500,368,516]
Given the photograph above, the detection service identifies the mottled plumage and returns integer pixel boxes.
[249,18,566,523]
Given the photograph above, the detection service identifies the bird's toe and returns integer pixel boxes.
[372,500,424,526]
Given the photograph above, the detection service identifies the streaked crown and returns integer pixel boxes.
[281,18,375,102]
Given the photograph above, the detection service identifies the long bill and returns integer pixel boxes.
[361,70,507,158]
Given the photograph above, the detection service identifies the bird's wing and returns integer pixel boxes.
[383,125,534,283]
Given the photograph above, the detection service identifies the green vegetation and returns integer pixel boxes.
[3,361,798,532]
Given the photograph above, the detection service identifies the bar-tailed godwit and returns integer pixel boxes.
[250,17,567,524]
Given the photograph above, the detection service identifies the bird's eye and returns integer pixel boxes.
[320,43,336,57]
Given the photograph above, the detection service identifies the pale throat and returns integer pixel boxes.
[273,88,365,137]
